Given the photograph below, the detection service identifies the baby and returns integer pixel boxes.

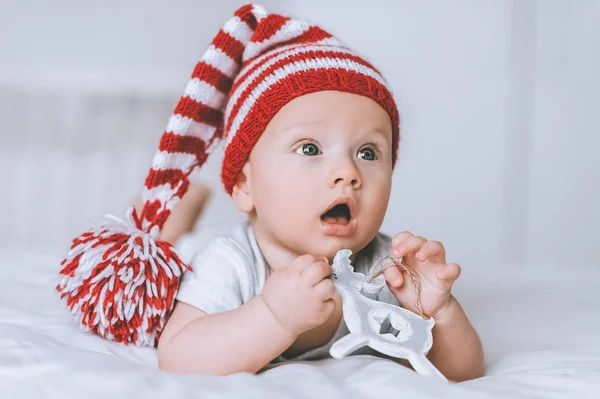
[156,4,484,381]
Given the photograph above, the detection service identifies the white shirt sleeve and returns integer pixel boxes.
[175,236,247,314]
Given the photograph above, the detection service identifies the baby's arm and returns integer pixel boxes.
[423,296,483,381]
[157,254,335,375]
[384,232,484,381]
[157,297,295,375]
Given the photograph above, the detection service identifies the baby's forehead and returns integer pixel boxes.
[276,119,392,141]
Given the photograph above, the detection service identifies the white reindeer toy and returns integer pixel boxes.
[329,249,447,382]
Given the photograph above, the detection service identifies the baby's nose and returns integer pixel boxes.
[334,176,359,187]
[331,159,361,189]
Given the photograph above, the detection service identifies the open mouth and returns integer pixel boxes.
[320,197,357,237]
[321,203,352,225]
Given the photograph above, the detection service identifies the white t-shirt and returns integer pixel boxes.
[176,221,397,362]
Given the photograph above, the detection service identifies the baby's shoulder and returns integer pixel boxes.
[176,222,263,312]
[187,222,267,292]
[190,222,255,270]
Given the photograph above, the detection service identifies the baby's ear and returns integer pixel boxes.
[232,162,254,213]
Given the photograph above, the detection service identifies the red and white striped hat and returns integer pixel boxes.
[56,3,400,346]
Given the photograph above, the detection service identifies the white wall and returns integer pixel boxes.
[287,0,512,270]
[528,0,600,266]
[0,0,282,92]
[0,0,597,269]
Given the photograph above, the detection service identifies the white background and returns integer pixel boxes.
[0,0,597,271]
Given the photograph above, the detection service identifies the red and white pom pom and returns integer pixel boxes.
[56,206,192,346]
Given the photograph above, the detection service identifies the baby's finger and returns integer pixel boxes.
[314,278,336,301]
[392,235,427,258]
[291,254,321,272]
[384,265,405,288]
[302,259,332,285]
[391,231,414,249]
[415,240,446,263]
[436,262,462,282]
[321,298,337,319]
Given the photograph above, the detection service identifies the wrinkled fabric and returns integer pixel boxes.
[1,248,599,399]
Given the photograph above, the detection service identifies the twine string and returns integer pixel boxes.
[368,256,427,319]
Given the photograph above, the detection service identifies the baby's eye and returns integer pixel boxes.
[296,143,321,156]
[358,147,377,161]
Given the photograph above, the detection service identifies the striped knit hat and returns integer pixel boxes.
[56,4,400,346]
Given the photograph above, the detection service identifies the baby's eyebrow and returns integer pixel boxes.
[279,122,323,138]
[362,127,392,144]
[278,121,327,136]
[371,126,391,135]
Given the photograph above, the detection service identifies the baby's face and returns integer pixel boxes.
[241,90,393,260]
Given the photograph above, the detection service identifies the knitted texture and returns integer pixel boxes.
[56,3,400,346]
[220,10,400,194]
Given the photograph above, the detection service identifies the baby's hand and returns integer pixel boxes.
[385,232,461,320]
[261,255,336,336]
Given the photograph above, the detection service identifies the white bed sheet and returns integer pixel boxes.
[1,247,599,399]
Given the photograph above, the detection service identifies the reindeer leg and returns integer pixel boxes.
[329,333,370,359]
[407,353,448,382]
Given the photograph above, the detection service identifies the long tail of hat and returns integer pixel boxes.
[54,4,307,346]
[138,4,337,236]
[137,3,268,237]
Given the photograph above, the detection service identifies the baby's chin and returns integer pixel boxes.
[306,233,374,262]
[270,218,381,261]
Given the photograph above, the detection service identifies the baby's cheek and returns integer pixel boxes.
[366,177,392,217]
[262,178,309,219]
